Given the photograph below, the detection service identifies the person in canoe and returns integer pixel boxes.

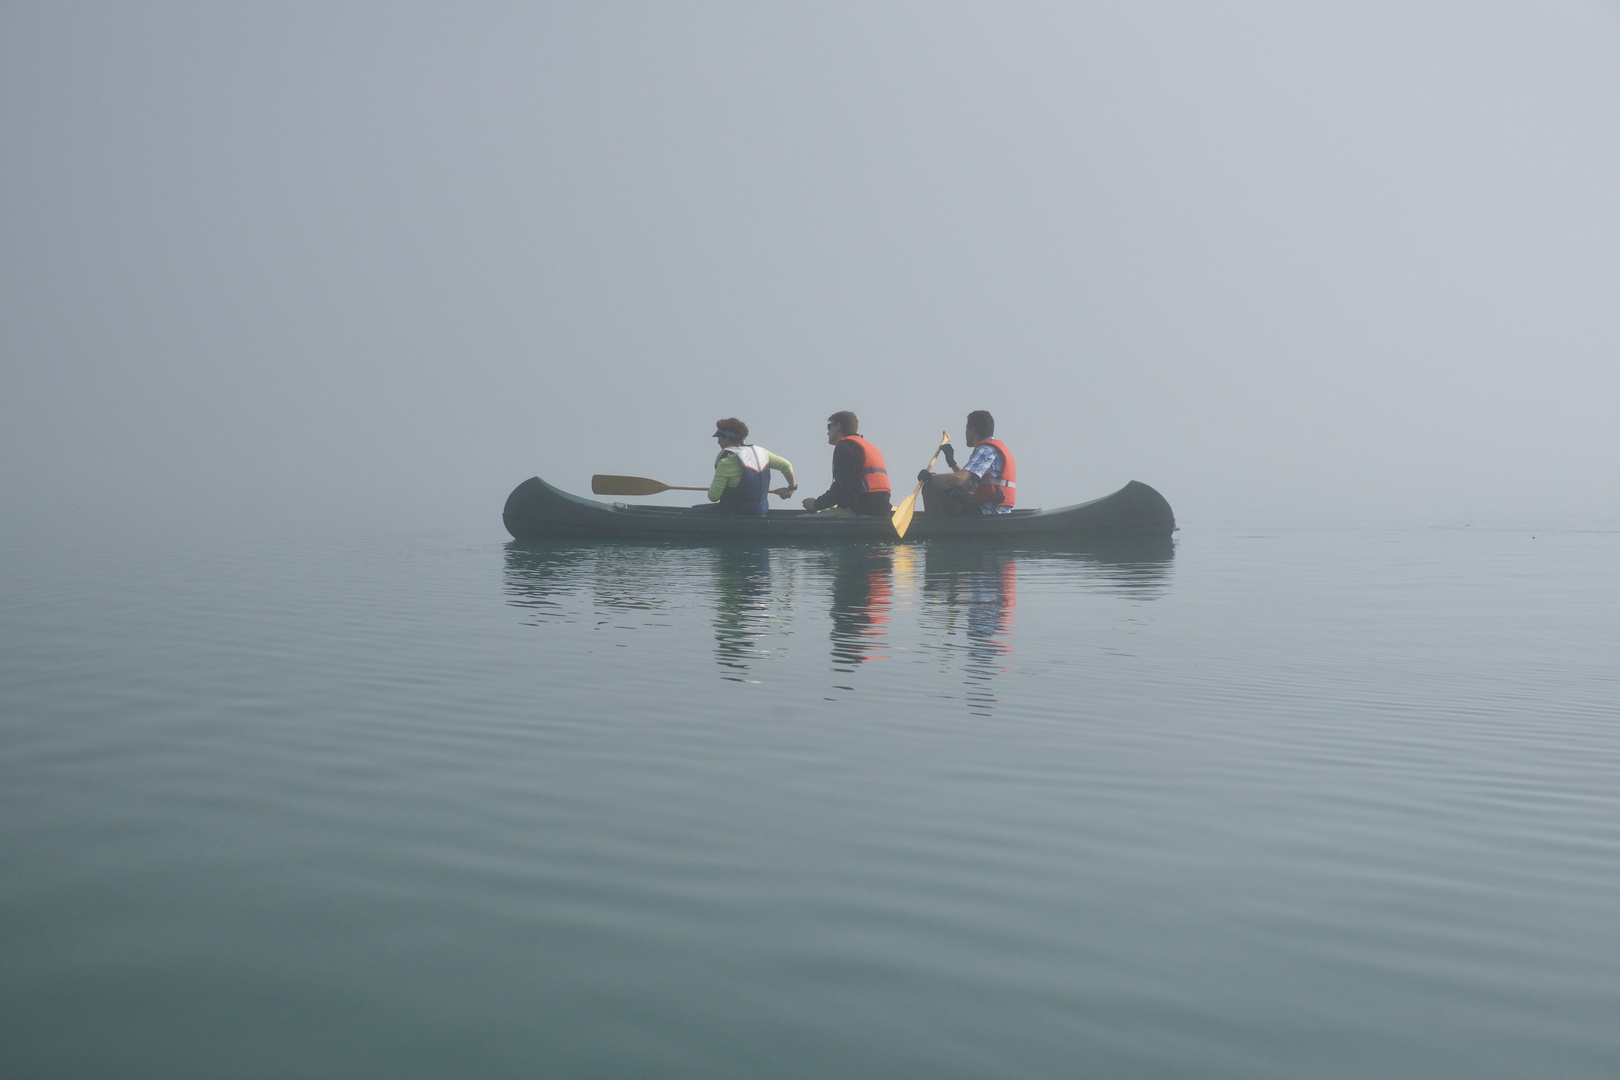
[801,411,893,517]
[695,418,797,515]
[917,409,1016,517]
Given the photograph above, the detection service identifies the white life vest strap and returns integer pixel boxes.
[724,445,770,472]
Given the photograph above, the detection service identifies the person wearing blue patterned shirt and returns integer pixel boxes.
[918,410,1016,517]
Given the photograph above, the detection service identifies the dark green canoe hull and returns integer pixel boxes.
[503,476,1176,542]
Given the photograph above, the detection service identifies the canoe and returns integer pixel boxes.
[503,476,1176,542]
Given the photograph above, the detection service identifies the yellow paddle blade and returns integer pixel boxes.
[891,430,952,538]
[891,489,921,538]
[592,475,709,496]
[592,475,670,496]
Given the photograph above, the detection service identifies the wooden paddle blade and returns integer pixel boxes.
[891,488,922,538]
[891,432,951,538]
[592,474,671,496]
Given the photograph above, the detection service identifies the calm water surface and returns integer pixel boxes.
[3,521,1617,1078]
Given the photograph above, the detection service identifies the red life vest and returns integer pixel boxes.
[968,438,1016,509]
[839,435,891,495]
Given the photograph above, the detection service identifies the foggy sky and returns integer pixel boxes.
[3,2,1617,538]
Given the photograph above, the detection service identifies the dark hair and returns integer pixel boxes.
[714,417,749,441]
[966,410,994,437]
[827,410,858,436]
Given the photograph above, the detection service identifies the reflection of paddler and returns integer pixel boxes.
[923,545,1018,658]
[919,546,1017,715]
[828,547,893,670]
[711,546,774,681]
[966,555,1016,650]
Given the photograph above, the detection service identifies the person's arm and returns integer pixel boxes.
[929,467,973,488]
[707,454,741,501]
[925,445,992,491]
[806,478,838,511]
[803,453,837,510]
[765,451,797,495]
[813,441,860,511]
[957,444,997,494]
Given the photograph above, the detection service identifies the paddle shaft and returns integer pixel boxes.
[910,439,951,498]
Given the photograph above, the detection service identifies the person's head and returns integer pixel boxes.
[965,409,994,446]
[826,410,858,444]
[713,418,749,447]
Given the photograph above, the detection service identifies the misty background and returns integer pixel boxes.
[3,2,1616,540]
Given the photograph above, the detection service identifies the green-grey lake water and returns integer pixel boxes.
[3,520,1617,1078]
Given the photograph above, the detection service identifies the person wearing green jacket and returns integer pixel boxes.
[698,418,796,515]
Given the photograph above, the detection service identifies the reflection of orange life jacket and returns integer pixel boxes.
[865,564,891,635]
[968,438,1016,508]
[990,557,1016,657]
[839,435,891,495]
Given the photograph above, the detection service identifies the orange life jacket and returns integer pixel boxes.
[839,435,891,495]
[968,438,1016,509]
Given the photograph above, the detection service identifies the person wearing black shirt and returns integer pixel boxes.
[802,411,893,517]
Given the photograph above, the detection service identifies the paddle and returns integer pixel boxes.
[592,474,795,499]
[592,474,707,496]
[891,431,951,539]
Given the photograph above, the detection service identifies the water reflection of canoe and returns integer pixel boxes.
[503,476,1175,542]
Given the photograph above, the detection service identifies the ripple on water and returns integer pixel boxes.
[2,524,1618,1078]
